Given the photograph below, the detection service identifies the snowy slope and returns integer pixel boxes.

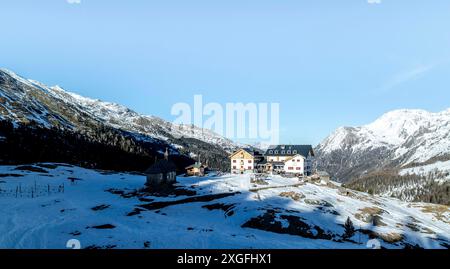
[0,164,448,249]
[0,68,239,152]
[400,160,450,182]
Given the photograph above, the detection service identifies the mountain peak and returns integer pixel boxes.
[316,107,450,182]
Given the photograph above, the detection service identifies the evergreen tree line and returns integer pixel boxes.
[0,120,194,173]
[344,169,450,205]
[171,137,231,172]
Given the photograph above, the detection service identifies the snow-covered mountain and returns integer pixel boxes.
[0,163,448,249]
[316,109,450,182]
[316,109,450,205]
[0,68,238,152]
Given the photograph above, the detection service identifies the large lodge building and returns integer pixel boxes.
[230,145,315,176]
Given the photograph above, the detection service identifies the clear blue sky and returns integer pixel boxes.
[1,0,450,145]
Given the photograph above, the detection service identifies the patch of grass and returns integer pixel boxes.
[280,191,305,201]
[304,199,333,208]
[420,204,450,223]
[354,207,385,223]
[377,232,404,244]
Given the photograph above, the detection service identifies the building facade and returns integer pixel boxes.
[231,145,315,176]
[264,145,315,176]
[230,148,263,174]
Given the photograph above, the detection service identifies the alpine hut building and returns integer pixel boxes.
[145,148,177,188]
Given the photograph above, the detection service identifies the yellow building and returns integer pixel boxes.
[229,148,262,174]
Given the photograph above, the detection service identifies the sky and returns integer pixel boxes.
[1,0,450,145]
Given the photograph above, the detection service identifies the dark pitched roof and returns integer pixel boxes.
[241,148,263,156]
[230,148,263,158]
[265,145,314,157]
[145,160,177,174]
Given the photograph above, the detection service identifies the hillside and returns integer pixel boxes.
[0,164,448,249]
[0,68,238,171]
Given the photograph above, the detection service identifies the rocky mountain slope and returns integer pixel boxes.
[316,109,450,181]
[0,68,239,171]
[316,109,450,205]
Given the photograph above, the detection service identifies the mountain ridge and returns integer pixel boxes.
[316,108,450,179]
[315,108,450,205]
[0,68,239,171]
[0,68,239,152]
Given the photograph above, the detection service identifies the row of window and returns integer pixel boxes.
[233,166,309,170]
[232,160,252,163]
[268,150,298,155]
[232,166,252,170]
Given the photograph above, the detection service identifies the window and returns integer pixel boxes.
[233,166,236,169]
[233,160,236,163]
[281,150,285,154]
[293,150,297,154]
[288,167,294,170]
[296,167,301,170]
[248,166,252,170]
[287,150,291,154]
[274,150,278,154]
[248,160,252,163]
[269,150,273,154]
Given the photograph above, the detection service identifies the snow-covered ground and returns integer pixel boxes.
[0,164,449,249]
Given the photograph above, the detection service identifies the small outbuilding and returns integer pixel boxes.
[185,162,206,177]
[316,171,331,181]
[145,149,177,187]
